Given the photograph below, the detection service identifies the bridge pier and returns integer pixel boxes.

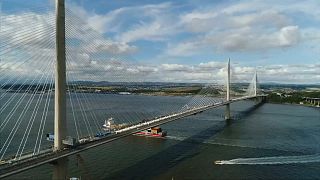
[225,104,231,120]
[52,158,68,180]
[305,98,320,107]
[255,96,266,104]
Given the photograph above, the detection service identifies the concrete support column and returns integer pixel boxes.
[54,0,67,151]
[225,58,231,120]
[225,104,231,120]
[52,158,68,180]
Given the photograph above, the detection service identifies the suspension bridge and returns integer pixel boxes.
[0,0,267,178]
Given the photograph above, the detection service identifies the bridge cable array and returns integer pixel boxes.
[0,2,260,161]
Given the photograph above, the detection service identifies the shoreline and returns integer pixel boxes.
[267,101,320,108]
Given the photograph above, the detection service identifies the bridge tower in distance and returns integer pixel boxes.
[254,69,258,97]
[54,0,67,151]
[225,58,231,120]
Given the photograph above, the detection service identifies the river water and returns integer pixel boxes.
[2,93,320,179]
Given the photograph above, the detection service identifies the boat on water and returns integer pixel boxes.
[103,117,129,132]
[102,117,113,131]
[134,127,167,138]
[214,160,224,165]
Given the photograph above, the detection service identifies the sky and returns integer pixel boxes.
[0,0,319,84]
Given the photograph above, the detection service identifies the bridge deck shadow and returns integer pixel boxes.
[108,101,264,180]
[233,101,265,120]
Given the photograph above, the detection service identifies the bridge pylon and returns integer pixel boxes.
[225,58,231,120]
[54,0,67,151]
[254,69,257,97]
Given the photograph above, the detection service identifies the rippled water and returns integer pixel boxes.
[3,94,320,179]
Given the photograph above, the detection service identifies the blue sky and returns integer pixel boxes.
[65,0,320,64]
[0,0,319,83]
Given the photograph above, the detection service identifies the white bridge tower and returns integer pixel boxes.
[54,0,67,151]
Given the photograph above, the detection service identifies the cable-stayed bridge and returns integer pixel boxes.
[0,0,267,178]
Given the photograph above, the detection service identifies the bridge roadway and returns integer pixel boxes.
[0,95,266,178]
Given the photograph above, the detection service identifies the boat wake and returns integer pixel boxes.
[166,136,320,165]
[165,136,270,150]
[165,136,186,141]
[215,154,320,165]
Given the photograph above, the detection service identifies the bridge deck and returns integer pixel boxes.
[0,95,266,178]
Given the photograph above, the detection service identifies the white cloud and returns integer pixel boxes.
[137,66,158,73]
[278,26,300,46]
[67,61,318,84]
[0,11,56,80]
[167,24,301,55]
[117,21,172,43]
[68,2,178,43]
[156,62,320,83]
[67,0,320,59]
[166,42,201,57]
[1,1,319,84]
[181,9,291,33]
[1,12,55,49]
[164,0,320,56]
[65,0,320,59]
[161,64,193,72]
[0,7,140,83]
[198,62,225,69]
[83,40,138,54]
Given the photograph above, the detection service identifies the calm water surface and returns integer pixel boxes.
[2,94,320,179]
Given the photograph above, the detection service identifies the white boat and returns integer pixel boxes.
[103,117,113,131]
[214,160,224,165]
[102,117,130,133]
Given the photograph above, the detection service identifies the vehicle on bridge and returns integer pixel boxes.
[62,136,78,147]
[94,132,111,138]
[46,133,54,141]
